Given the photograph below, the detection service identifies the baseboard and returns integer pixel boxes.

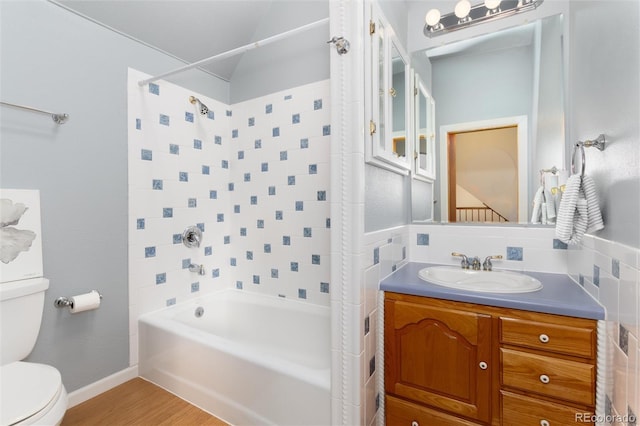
[67,365,139,408]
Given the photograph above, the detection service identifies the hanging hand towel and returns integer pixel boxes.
[582,175,604,232]
[555,174,603,244]
[544,188,557,223]
[530,186,544,224]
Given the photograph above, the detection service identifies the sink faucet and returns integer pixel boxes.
[451,252,470,269]
[470,257,481,270]
[482,255,503,271]
[189,263,206,275]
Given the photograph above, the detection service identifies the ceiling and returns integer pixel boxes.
[53,0,327,81]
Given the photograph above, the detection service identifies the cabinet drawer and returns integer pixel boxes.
[501,348,595,406]
[386,395,482,426]
[500,316,595,359]
[502,391,594,425]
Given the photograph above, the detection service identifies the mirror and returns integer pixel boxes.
[411,14,565,225]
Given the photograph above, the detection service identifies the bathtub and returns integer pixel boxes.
[138,289,331,426]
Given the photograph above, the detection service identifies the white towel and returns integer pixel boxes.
[555,174,604,244]
[544,188,556,222]
[531,186,544,224]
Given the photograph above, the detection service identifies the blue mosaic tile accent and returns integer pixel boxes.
[238,151,244,160]
[292,114,300,124]
[236,281,243,289]
[594,264,600,287]
[364,316,370,335]
[402,246,407,259]
[240,228,247,236]
[620,324,629,355]
[226,110,232,117]
[271,268,279,278]
[149,83,160,95]
[230,257,236,266]
[272,127,280,137]
[232,129,238,138]
[136,218,145,230]
[250,196,258,205]
[279,151,287,161]
[283,235,291,245]
[257,219,264,229]
[234,205,240,214]
[298,288,307,299]
[261,163,269,172]
[210,190,217,199]
[417,233,429,246]
[185,112,194,122]
[612,258,620,278]
[265,104,272,114]
[553,239,568,249]
[309,164,317,174]
[155,273,166,284]
[135,118,141,130]
[323,124,331,135]
[246,251,253,260]
[166,298,176,307]
[163,208,173,218]
[579,273,585,286]
[228,183,234,191]
[605,395,612,417]
[141,149,152,161]
[182,259,191,269]
[145,246,156,258]
[320,282,329,293]
[326,218,331,228]
[215,135,222,145]
[304,227,312,237]
[191,282,199,293]
[312,254,320,265]
[244,173,251,182]
[159,114,170,126]
[197,223,205,232]
[212,268,220,278]
[217,213,224,222]
[275,210,283,220]
[152,179,163,190]
[264,243,271,253]
[204,246,212,256]
[369,356,375,377]
[222,160,229,169]
[207,111,215,120]
[193,139,202,149]
[224,236,231,244]
[188,198,197,208]
[284,94,292,100]
[248,117,255,127]
[268,186,276,196]
[253,275,260,284]
[629,408,637,426]
[173,234,182,244]
[288,176,296,185]
[300,138,309,149]
[291,262,299,272]
[373,247,380,264]
[317,191,326,201]
[314,99,322,110]
[392,264,397,272]
[179,172,188,182]
[255,139,262,149]
[507,246,523,261]
[295,201,304,211]
[202,165,210,175]
[169,144,179,154]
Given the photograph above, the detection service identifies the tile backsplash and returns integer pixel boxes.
[127,69,331,361]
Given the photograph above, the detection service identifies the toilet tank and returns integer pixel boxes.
[0,278,49,365]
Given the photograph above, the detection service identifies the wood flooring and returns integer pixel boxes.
[61,377,229,426]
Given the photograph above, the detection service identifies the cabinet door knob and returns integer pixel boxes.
[539,334,550,343]
[539,374,550,384]
[479,361,488,370]
[411,421,419,426]
[540,420,550,426]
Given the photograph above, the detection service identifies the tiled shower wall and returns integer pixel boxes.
[569,236,639,425]
[127,68,331,363]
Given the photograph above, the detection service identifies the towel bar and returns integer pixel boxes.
[571,134,606,176]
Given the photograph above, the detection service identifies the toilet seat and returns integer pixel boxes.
[0,362,66,426]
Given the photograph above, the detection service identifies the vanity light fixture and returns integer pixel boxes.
[424,0,544,38]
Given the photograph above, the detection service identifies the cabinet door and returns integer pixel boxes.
[385,299,492,423]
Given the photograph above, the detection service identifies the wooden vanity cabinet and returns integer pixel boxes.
[384,292,597,426]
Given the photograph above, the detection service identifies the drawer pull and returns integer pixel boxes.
[411,422,419,426]
[539,333,550,343]
[540,420,550,426]
[539,374,550,384]
[479,361,488,370]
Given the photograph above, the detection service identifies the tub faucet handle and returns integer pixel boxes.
[482,255,503,271]
[189,263,206,275]
[451,252,470,269]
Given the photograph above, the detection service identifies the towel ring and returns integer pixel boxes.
[571,143,585,176]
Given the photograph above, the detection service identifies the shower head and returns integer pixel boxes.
[189,96,209,115]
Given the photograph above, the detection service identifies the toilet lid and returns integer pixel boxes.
[0,362,62,426]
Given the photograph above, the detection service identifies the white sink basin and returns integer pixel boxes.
[418,266,542,293]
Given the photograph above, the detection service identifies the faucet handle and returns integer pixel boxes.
[482,255,503,271]
[451,252,470,269]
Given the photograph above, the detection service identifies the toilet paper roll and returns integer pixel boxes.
[70,290,101,313]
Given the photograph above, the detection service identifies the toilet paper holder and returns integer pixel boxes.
[54,291,103,309]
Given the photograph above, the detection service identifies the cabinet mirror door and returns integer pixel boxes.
[414,73,435,180]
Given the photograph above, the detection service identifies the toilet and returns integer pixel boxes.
[0,277,68,425]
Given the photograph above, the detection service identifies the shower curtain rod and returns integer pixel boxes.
[138,17,330,87]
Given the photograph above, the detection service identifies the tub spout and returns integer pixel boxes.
[189,264,206,275]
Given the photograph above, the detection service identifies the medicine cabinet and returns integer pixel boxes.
[413,73,436,181]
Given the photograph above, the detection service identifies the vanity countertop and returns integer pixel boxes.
[380,262,605,320]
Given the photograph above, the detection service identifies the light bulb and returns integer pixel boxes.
[455,0,471,19]
[425,9,441,27]
[484,0,502,9]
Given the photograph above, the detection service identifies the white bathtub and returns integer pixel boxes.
[138,289,331,426]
